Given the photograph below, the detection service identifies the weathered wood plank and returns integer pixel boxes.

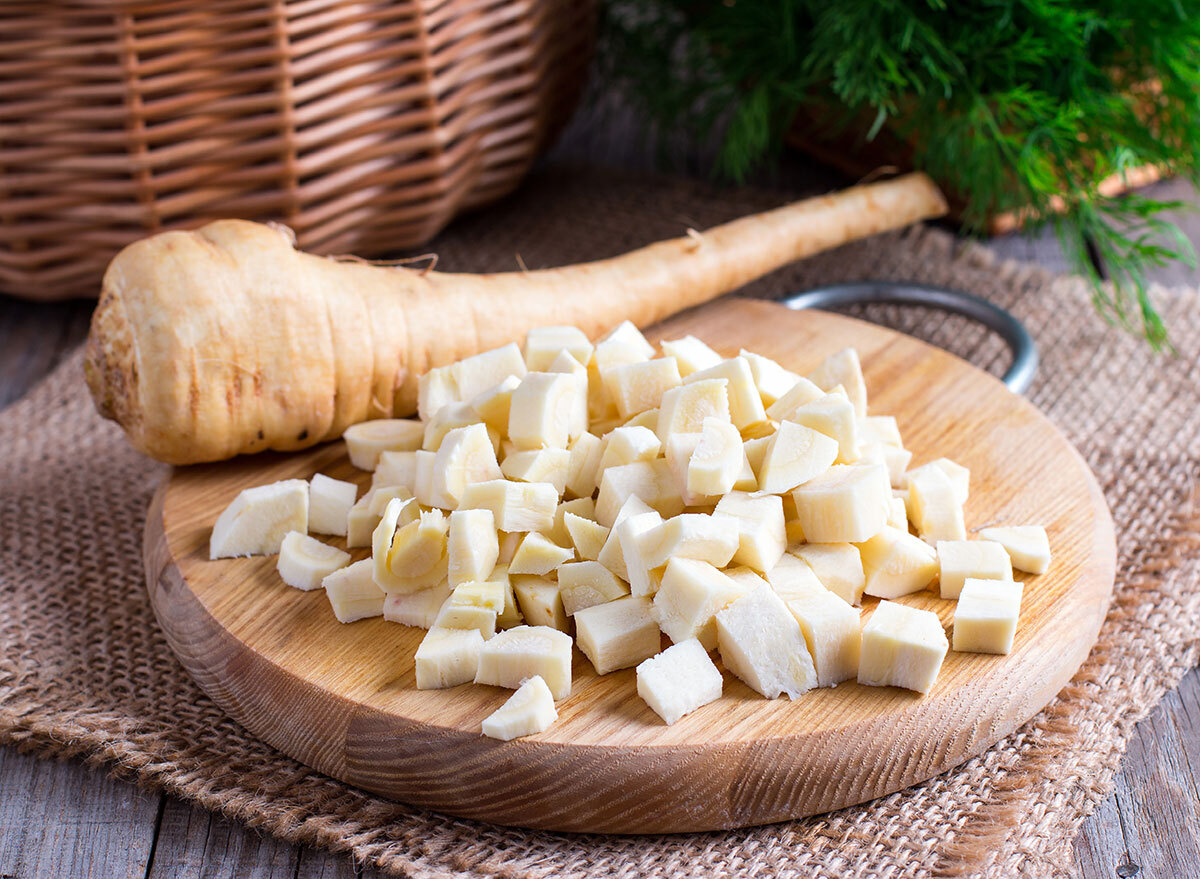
[295,848,384,878]
[0,747,159,879]
[144,799,299,879]
[0,298,91,409]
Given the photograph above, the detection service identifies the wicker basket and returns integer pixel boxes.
[0,0,594,300]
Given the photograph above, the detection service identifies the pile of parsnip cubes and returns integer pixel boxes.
[210,322,1052,741]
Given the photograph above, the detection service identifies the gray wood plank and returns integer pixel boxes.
[294,848,383,878]
[0,298,92,408]
[0,746,159,879]
[144,799,299,879]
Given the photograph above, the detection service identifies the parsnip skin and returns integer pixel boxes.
[85,174,947,464]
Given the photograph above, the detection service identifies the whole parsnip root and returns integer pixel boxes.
[84,173,946,465]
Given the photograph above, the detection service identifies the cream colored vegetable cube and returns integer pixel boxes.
[791,543,865,606]
[724,566,769,592]
[322,559,386,623]
[415,626,485,689]
[786,393,860,463]
[417,366,459,422]
[412,449,436,507]
[565,431,604,499]
[713,490,786,572]
[508,532,574,576]
[383,580,452,629]
[660,336,723,376]
[715,584,816,699]
[764,552,825,600]
[780,580,861,687]
[636,639,724,725]
[447,574,505,617]
[422,401,480,451]
[936,539,1012,599]
[447,508,499,587]
[765,376,825,421]
[558,560,630,616]
[459,480,558,532]
[978,525,1052,574]
[686,357,767,431]
[756,420,839,493]
[743,435,770,476]
[546,496,594,547]
[598,425,662,473]
[617,509,669,598]
[859,415,903,448]
[739,349,803,406]
[564,512,610,561]
[475,625,574,699]
[277,531,351,591]
[343,419,424,471]
[210,479,309,559]
[546,349,590,441]
[602,357,682,419]
[597,503,661,581]
[652,557,743,650]
[436,579,505,638]
[594,320,656,367]
[595,459,683,526]
[907,464,966,542]
[496,529,523,564]
[490,565,523,629]
[622,408,660,431]
[469,374,522,433]
[501,447,571,495]
[663,432,709,506]
[450,342,528,406]
[808,347,868,418]
[886,495,909,530]
[782,492,806,545]
[431,422,502,508]
[306,474,357,537]
[374,503,448,594]
[508,372,577,450]
[858,525,939,598]
[909,457,970,505]
[953,579,1024,654]
[347,485,415,548]
[574,595,660,675]
[634,513,740,572]
[687,417,744,496]
[656,378,731,441]
[511,575,569,632]
[523,325,594,372]
[372,450,418,491]
[791,462,891,543]
[858,600,948,693]
[482,675,559,740]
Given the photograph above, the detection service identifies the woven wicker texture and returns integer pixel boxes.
[1,168,1198,878]
[0,0,592,300]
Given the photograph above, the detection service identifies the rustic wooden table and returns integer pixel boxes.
[1,108,1198,877]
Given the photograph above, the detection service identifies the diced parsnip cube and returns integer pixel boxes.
[546,349,590,441]
[418,366,458,422]
[383,580,452,629]
[376,506,450,594]
[595,459,684,526]
[977,525,1052,574]
[859,443,913,489]
[323,559,386,622]
[347,486,415,548]
[304,473,355,535]
[523,325,594,372]
[713,490,786,572]
[936,539,1012,599]
[508,532,574,576]
[558,560,630,615]
[501,447,571,495]
[602,358,682,419]
[598,425,662,472]
[508,372,577,450]
[652,557,742,650]
[906,464,966,542]
[739,349,802,406]
[808,347,868,418]
[574,595,660,675]
[475,625,574,700]
[779,579,861,687]
[782,492,806,545]
[765,376,825,422]
[635,513,739,571]
[636,639,724,725]
[210,479,309,559]
[450,342,528,406]
[415,626,486,689]
[792,543,866,606]
[858,525,939,598]
[858,601,948,693]
[925,458,970,504]
[743,435,770,477]
[565,432,604,499]
[412,449,436,507]
[685,357,767,432]
[725,566,769,592]
[431,422,502,508]
[343,419,425,470]
[953,579,1024,654]
[482,675,559,740]
[490,565,523,629]
[764,552,825,600]
[660,336,723,376]
[716,584,817,699]
[373,450,419,491]
[791,462,891,543]
[447,508,499,587]
[597,503,661,581]
[546,496,595,546]
[663,432,711,506]
[618,509,669,598]
[787,393,860,463]
[439,579,506,635]
[277,531,351,591]
[511,575,569,632]
[859,415,903,448]
[594,320,656,366]
[886,495,909,530]
[470,375,522,432]
[459,480,558,532]
[656,378,731,442]
[757,420,840,493]
[687,417,744,497]
[564,512,610,561]
[423,401,480,451]
[622,408,660,431]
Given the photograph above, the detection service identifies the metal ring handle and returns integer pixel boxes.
[780,281,1038,395]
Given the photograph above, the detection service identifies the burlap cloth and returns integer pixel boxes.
[2,167,1198,878]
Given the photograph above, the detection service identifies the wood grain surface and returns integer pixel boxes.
[144,298,1115,834]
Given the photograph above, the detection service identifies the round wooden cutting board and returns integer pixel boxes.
[144,298,1115,834]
